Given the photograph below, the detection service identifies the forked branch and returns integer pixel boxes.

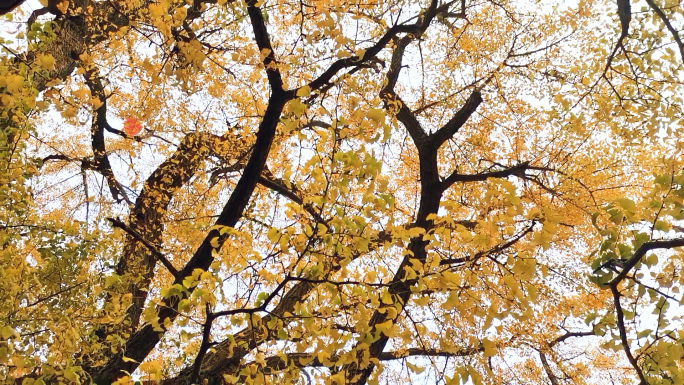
[606,237,684,385]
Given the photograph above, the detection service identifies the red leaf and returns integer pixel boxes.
[123,117,143,136]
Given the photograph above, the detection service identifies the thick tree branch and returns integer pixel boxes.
[105,132,228,339]
[258,171,327,225]
[246,0,283,90]
[429,89,482,149]
[20,0,227,92]
[341,148,442,384]
[380,34,428,146]
[338,3,494,383]
[617,0,631,43]
[0,0,24,16]
[45,132,249,342]
[172,226,395,383]
[375,1,480,176]
[391,93,429,146]
[41,154,97,171]
[161,6,474,380]
[38,73,132,207]
[211,160,327,227]
[90,133,331,383]
[382,35,411,93]
[377,3,469,148]
[184,278,316,383]
[305,24,416,93]
[190,304,215,385]
[535,329,597,384]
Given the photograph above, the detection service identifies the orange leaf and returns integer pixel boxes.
[123,117,143,136]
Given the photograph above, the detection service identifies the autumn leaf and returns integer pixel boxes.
[123,117,143,136]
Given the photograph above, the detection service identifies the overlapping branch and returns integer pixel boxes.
[442,162,554,190]
[607,238,684,287]
[109,132,228,335]
[643,0,684,64]
[164,4,491,383]
[83,70,131,205]
[303,0,455,94]
[94,0,290,379]
[439,220,536,266]
[7,0,586,384]
[106,217,178,277]
[240,346,483,377]
[339,3,489,383]
[176,227,395,382]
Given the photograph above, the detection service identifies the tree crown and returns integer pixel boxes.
[1,0,684,384]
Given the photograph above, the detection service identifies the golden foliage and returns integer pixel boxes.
[1,0,684,383]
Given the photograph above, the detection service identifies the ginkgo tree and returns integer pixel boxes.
[1,0,684,383]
